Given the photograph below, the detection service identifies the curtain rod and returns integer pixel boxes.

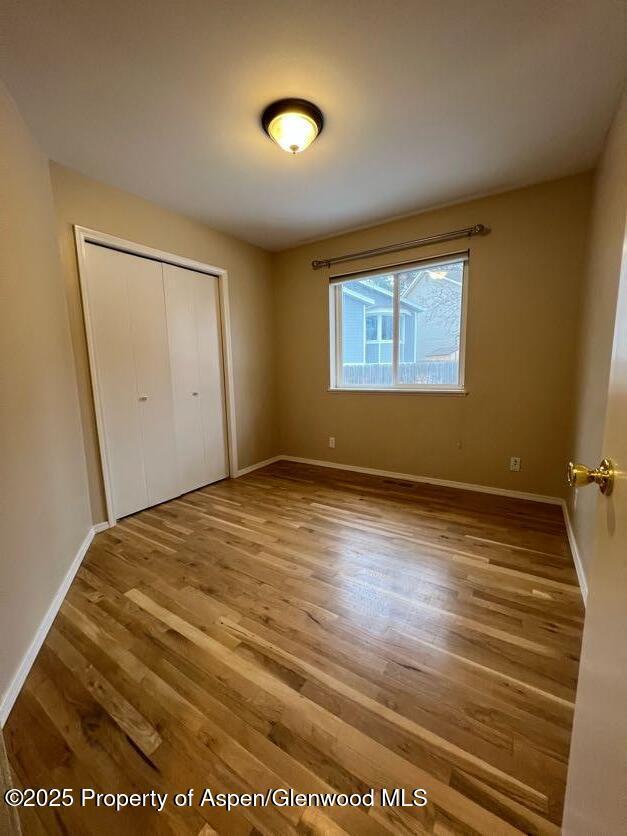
[328,249,468,283]
[311,223,489,270]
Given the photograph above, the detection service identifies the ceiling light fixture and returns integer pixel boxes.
[261,98,324,154]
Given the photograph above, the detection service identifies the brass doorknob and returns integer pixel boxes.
[567,458,615,495]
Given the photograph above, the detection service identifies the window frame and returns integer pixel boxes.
[329,253,469,393]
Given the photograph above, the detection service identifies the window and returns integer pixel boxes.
[364,311,409,364]
[330,254,467,391]
[365,312,394,363]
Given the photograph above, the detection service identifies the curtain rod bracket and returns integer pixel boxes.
[312,223,489,271]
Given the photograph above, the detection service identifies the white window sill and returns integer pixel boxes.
[328,387,468,395]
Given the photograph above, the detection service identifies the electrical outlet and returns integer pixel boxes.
[329,436,336,449]
[510,456,521,472]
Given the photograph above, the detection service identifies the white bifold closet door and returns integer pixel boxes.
[85,244,179,517]
[163,264,228,491]
[83,243,228,520]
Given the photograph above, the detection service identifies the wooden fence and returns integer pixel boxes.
[342,361,458,386]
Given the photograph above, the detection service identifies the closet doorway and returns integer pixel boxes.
[75,227,237,527]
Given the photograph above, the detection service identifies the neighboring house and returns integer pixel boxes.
[341,268,462,367]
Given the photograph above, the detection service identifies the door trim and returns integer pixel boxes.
[74,225,238,527]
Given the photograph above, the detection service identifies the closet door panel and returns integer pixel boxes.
[194,274,229,481]
[163,265,207,491]
[84,244,147,518]
[128,263,179,506]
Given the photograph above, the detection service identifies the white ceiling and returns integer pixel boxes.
[1,0,625,250]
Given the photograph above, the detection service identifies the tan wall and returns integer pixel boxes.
[49,163,279,524]
[568,90,627,581]
[274,174,592,498]
[0,84,91,713]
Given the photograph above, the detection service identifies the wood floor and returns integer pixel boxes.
[5,462,584,835]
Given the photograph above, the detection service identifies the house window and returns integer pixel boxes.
[330,254,468,390]
[365,312,407,364]
[365,312,392,363]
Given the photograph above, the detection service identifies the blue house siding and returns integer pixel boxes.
[402,312,416,362]
[341,292,365,363]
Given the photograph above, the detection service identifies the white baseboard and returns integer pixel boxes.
[93,521,110,533]
[279,455,563,505]
[0,525,99,727]
[235,455,283,477]
[561,500,588,606]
